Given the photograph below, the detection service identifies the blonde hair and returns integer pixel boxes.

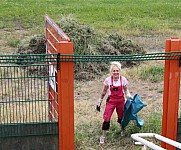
[110,61,122,73]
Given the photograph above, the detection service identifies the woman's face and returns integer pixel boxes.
[111,66,120,78]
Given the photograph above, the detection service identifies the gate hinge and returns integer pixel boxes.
[179,57,181,68]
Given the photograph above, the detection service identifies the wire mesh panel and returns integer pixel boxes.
[0,54,58,137]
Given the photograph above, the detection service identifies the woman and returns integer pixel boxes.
[96,61,132,144]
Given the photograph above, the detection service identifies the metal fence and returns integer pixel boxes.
[0,54,58,137]
[0,52,181,139]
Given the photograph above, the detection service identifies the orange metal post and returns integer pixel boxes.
[56,41,74,150]
[162,39,181,150]
[162,40,171,148]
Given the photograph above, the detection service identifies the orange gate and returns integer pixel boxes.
[45,15,74,150]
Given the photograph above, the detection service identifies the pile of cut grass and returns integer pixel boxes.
[17,16,145,81]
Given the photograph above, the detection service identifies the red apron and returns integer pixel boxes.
[103,76,125,122]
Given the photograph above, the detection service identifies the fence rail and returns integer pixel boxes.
[59,52,181,62]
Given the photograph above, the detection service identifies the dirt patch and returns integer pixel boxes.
[128,35,167,53]
[0,29,33,53]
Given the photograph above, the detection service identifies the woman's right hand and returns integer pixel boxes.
[96,98,102,112]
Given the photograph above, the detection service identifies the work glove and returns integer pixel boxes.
[126,93,132,99]
[96,98,102,112]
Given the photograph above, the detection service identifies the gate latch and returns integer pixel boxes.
[57,53,60,71]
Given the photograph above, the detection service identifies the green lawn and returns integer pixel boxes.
[1,0,181,35]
